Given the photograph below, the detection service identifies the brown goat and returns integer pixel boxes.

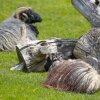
[44,56,100,94]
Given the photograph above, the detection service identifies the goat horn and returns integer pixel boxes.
[22,13,28,21]
[15,7,32,19]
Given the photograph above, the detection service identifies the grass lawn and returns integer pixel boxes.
[0,0,99,100]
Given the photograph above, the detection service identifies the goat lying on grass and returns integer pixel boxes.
[42,0,100,94]
[11,1,100,94]
[0,7,42,51]
[11,25,100,94]
[11,39,77,72]
[44,56,100,94]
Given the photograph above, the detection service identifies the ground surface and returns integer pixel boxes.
[1,0,99,100]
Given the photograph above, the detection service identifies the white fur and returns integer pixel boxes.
[90,0,95,3]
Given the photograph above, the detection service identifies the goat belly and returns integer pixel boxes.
[44,59,100,93]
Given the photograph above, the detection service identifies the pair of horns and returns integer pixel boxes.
[15,7,32,19]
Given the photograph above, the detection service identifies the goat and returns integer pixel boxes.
[44,56,100,94]
[43,0,100,94]
[0,7,42,51]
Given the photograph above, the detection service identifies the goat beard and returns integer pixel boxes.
[43,59,100,94]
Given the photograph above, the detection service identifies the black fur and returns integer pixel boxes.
[14,9,42,23]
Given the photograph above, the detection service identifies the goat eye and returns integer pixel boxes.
[95,0,99,5]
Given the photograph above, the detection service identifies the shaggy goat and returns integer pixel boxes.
[0,7,42,51]
[43,0,100,94]
[11,38,77,72]
[44,56,100,94]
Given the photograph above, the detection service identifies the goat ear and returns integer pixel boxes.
[20,13,28,22]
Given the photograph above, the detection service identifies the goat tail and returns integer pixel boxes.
[44,59,100,94]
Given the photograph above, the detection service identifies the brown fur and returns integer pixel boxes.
[44,58,100,93]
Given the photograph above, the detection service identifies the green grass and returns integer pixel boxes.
[0,0,99,100]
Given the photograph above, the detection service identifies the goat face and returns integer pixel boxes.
[14,7,42,24]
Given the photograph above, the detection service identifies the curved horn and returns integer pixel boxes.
[15,7,32,19]
[22,13,28,21]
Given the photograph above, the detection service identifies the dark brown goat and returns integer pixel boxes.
[44,56,100,94]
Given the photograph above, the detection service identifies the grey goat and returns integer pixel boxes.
[0,7,42,51]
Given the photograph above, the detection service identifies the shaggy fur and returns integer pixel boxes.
[0,7,42,51]
[44,0,100,94]
[44,57,100,94]
[72,0,100,27]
